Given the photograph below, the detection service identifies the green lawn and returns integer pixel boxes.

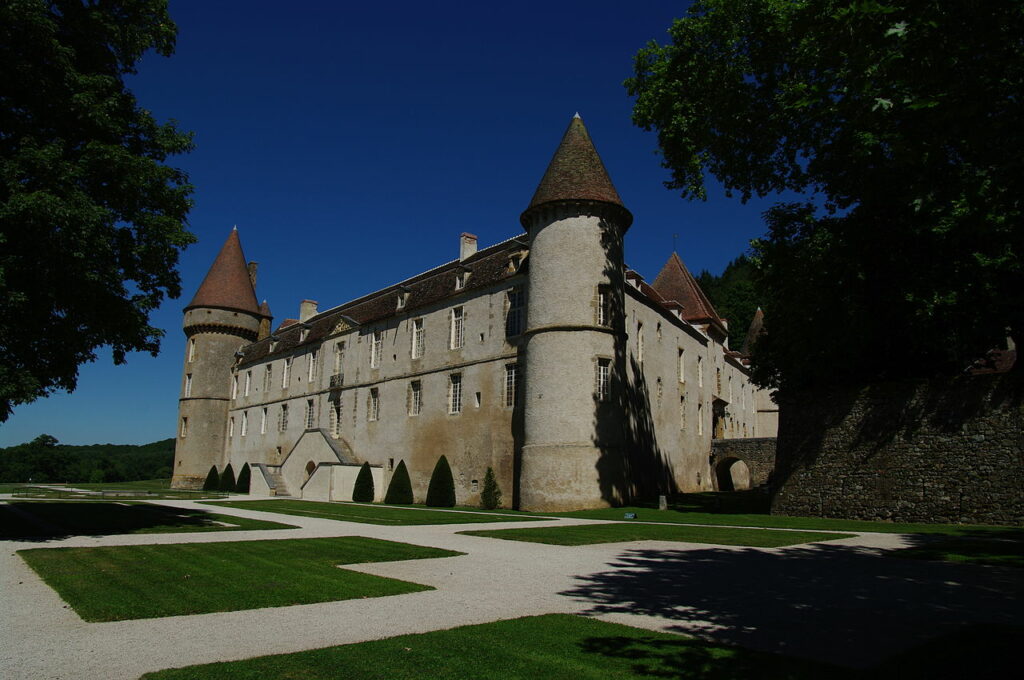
[460,522,853,547]
[140,613,847,679]
[889,532,1024,568]
[19,537,461,621]
[76,478,172,490]
[204,499,545,525]
[0,502,295,538]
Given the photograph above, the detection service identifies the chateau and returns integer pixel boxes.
[171,115,777,511]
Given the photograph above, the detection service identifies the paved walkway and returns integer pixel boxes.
[2,498,1021,679]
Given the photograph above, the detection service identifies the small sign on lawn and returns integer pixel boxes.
[623,512,637,520]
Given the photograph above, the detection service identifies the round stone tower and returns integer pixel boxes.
[518,114,633,511]
[171,228,263,489]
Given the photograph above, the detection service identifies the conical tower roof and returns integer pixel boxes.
[521,114,631,228]
[259,299,272,319]
[185,229,260,315]
[741,307,765,356]
[652,252,723,326]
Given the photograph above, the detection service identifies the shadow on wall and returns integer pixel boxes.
[560,542,1024,671]
[593,221,679,506]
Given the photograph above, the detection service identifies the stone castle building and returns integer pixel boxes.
[172,115,777,511]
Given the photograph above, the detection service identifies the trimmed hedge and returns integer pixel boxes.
[425,455,455,508]
[352,462,375,502]
[384,460,413,504]
[203,466,219,491]
[219,463,236,493]
[480,466,502,509]
[235,463,251,494]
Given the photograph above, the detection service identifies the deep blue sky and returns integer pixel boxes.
[1,0,783,447]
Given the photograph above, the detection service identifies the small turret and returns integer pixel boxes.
[518,114,632,511]
[172,229,262,489]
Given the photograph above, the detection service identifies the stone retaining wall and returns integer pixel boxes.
[771,373,1023,525]
[710,438,777,489]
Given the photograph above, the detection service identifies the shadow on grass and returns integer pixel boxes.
[0,502,275,541]
[889,528,1024,568]
[561,542,1024,669]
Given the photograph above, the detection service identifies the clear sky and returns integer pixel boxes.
[1,0,784,447]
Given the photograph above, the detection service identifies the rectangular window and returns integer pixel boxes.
[232,375,238,399]
[244,370,252,396]
[504,363,518,408]
[368,388,380,421]
[698,402,704,436]
[229,417,235,438]
[370,330,383,368]
[184,373,192,397]
[595,359,611,401]
[408,380,422,416]
[597,285,611,326]
[187,338,196,362]
[241,411,248,436]
[448,374,462,414]
[264,365,272,392]
[283,357,292,388]
[450,307,464,349]
[411,319,424,359]
[180,417,188,437]
[637,322,644,365]
[505,287,524,337]
[697,356,703,388]
[309,349,320,381]
[279,404,288,431]
[334,341,345,373]
[678,349,685,383]
[305,399,315,429]
[679,395,686,430]
[260,407,267,434]
[330,400,342,437]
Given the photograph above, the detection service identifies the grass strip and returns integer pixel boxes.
[19,536,461,621]
[0,502,295,538]
[460,522,853,547]
[889,536,1024,568]
[204,499,544,525]
[140,613,847,679]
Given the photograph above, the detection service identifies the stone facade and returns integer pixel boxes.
[771,374,1024,526]
[711,437,776,490]
[172,116,778,510]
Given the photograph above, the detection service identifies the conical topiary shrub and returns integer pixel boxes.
[235,463,251,494]
[384,460,413,505]
[480,466,502,509]
[352,462,375,502]
[203,465,219,491]
[219,463,236,492]
[425,455,455,508]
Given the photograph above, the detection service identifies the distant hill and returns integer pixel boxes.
[0,435,175,483]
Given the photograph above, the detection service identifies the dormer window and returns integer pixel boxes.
[396,287,410,310]
[508,251,526,273]
[455,268,470,290]
[299,328,309,342]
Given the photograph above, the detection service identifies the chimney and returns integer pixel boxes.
[299,299,318,322]
[247,261,258,290]
[459,233,478,261]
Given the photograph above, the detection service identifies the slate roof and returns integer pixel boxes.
[186,229,260,315]
[651,252,725,330]
[238,236,528,368]
[521,114,631,228]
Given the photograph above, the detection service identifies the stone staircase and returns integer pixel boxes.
[254,464,291,497]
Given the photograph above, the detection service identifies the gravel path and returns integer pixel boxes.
[2,497,1021,679]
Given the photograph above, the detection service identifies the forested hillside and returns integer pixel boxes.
[0,435,174,483]
[696,255,759,351]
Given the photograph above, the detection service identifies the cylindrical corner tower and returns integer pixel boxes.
[518,115,633,511]
[172,229,263,489]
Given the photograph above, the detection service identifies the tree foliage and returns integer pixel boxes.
[352,462,375,503]
[218,463,235,493]
[202,465,219,492]
[627,1,1023,390]
[0,0,195,420]
[696,255,759,350]
[383,460,413,505]
[425,455,455,508]
[235,462,251,494]
[480,466,502,510]
[0,435,173,483]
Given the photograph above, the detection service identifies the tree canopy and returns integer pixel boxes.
[0,0,194,419]
[696,255,759,351]
[627,1,1023,391]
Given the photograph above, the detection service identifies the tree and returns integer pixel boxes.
[351,462,375,503]
[480,466,501,510]
[627,1,1023,391]
[425,455,455,508]
[384,460,413,505]
[202,466,219,491]
[235,463,251,494]
[218,463,235,493]
[696,255,759,350]
[0,0,195,420]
